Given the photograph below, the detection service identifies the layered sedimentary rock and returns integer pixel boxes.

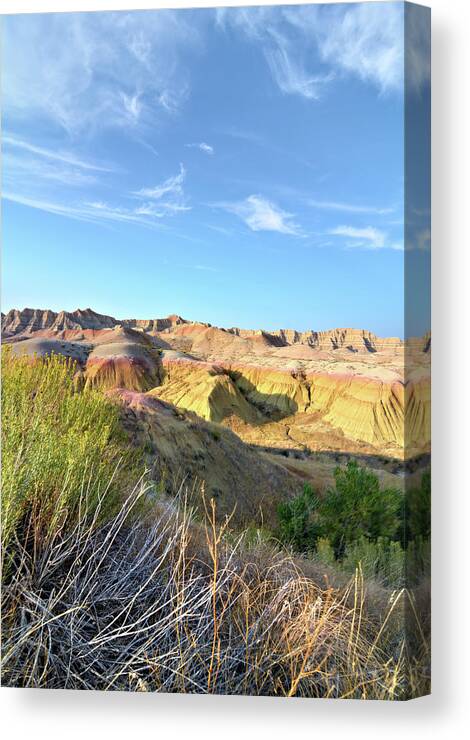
[150,358,260,424]
[84,328,161,392]
[1,306,430,458]
[1,307,189,339]
[1,307,117,337]
[121,314,191,333]
[306,372,405,448]
[149,356,414,455]
[228,326,405,353]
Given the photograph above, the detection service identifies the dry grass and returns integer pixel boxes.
[1,480,430,698]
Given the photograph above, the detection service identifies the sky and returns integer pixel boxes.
[1,2,430,337]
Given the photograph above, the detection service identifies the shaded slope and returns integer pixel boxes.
[111,389,304,528]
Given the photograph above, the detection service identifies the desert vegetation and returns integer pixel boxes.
[277,463,430,588]
[1,350,430,698]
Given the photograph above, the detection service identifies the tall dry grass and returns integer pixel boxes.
[1,480,429,698]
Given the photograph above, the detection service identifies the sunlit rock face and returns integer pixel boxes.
[2,307,430,458]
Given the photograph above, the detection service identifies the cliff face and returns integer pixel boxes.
[1,307,188,338]
[1,307,117,337]
[2,307,430,458]
[228,326,405,353]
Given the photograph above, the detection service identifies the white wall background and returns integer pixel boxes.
[1,0,469,737]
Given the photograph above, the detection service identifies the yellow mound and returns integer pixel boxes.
[149,364,260,424]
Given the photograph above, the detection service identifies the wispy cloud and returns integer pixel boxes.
[5,161,192,228]
[3,192,166,229]
[186,142,214,155]
[3,11,200,134]
[308,199,394,215]
[309,3,404,93]
[217,7,333,101]
[329,225,403,251]
[330,225,385,248]
[223,127,265,146]
[218,3,404,98]
[193,264,219,273]
[3,152,98,188]
[3,134,115,172]
[133,163,190,216]
[135,163,186,200]
[2,134,117,193]
[214,195,301,236]
[206,224,234,237]
[265,42,334,100]
[120,92,143,124]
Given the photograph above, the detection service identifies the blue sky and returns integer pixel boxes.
[1,3,430,337]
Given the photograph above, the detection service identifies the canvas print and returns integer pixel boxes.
[1,2,431,699]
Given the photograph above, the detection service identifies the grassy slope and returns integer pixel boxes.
[0,351,430,698]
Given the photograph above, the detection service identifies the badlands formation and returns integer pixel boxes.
[2,307,430,512]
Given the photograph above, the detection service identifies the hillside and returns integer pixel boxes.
[1,307,431,467]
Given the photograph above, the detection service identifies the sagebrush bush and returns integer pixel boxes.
[315,537,336,566]
[343,536,405,587]
[1,347,142,552]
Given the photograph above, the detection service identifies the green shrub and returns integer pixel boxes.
[278,461,402,557]
[277,483,320,552]
[319,461,402,557]
[1,347,142,552]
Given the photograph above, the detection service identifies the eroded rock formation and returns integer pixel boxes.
[2,307,430,459]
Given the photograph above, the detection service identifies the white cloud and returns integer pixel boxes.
[4,161,191,227]
[120,92,142,123]
[3,152,97,188]
[206,224,233,237]
[3,134,114,172]
[199,143,214,155]
[157,86,189,115]
[311,3,404,93]
[132,163,190,217]
[135,163,185,200]
[186,142,214,155]
[330,225,386,248]
[193,264,219,273]
[2,134,118,192]
[218,3,404,98]
[308,199,394,215]
[3,192,165,229]
[329,225,404,251]
[265,42,334,100]
[2,11,199,134]
[216,194,301,235]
